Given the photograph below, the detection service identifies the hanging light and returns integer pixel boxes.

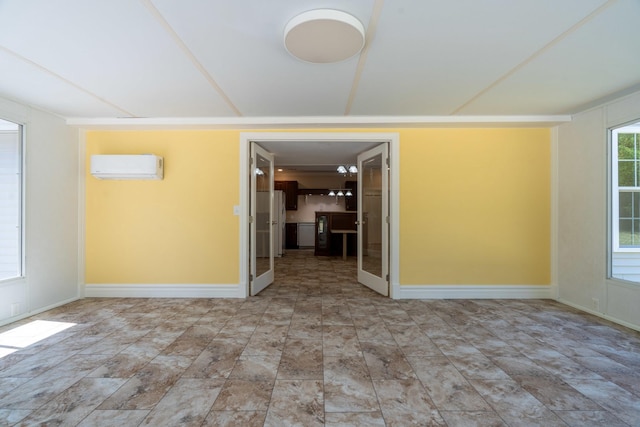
[337,190,344,197]
[337,165,358,174]
[345,190,353,196]
[255,168,264,175]
[328,190,336,196]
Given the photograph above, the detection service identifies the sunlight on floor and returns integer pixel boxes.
[0,320,76,358]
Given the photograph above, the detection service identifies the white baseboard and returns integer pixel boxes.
[557,298,640,332]
[84,284,245,299]
[397,284,553,299]
[0,296,81,327]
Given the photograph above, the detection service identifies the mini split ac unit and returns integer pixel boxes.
[90,154,163,180]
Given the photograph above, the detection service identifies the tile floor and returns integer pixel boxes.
[1,250,640,426]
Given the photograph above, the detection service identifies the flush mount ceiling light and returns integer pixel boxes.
[284,9,365,63]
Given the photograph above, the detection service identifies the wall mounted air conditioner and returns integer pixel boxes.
[90,154,163,180]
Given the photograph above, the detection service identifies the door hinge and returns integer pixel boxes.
[249,274,253,282]
[249,216,254,223]
[385,273,389,282]
[386,157,390,166]
[386,216,390,224]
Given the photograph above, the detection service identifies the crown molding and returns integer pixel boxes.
[66,115,571,130]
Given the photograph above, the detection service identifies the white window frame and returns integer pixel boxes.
[0,118,24,282]
[611,125,640,253]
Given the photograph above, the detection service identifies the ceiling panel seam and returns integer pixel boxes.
[344,0,385,116]
[141,0,242,116]
[0,45,135,117]
[449,0,617,115]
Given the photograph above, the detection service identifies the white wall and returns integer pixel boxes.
[276,171,352,223]
[0,97,80,325]
[288,194,348,223]
[557,90,640,330]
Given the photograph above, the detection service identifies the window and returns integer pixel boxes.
[610,122,640,282]
[0,118,23,281]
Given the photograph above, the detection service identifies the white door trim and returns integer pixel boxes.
[239,132,400,299]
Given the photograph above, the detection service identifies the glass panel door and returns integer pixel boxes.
[357,143,389,296]
[250,143,274,295]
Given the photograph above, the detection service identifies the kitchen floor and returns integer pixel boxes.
[0,250,639,426]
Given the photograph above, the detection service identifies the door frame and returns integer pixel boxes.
[239,132,400,299]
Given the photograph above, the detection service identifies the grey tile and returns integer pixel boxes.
[264,379,324,426]
[211,380,273,411]
[514,375,601,411]
[373,379,446,426]
[203,410,267,426]
[470,379,568,426]
[18,378,125,426]
[97,355,192,410]
[77,410,150,427]
[0,409,31,426]
[0,374,82,409]
[361,342,417,380]
[323,325,362,357]
[448,354,510,380]
[324,411,386,426]
[554,410,629,427]
[566,378,640,426]
[324,356,378,413]
[230,355,280,381]
[181,339,244,379]
[408,356,492,411]
[1,251,640,426]
[440,410,507,426]
[140,378,224,426]
[278,338,323,380]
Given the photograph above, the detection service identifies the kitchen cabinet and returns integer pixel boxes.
[344,180,357,211]
[285,223,298,249]
[274,180,298,210]
[315,212,357,257]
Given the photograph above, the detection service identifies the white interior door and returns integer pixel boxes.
[357,143,389,296]
[250,143,274,295]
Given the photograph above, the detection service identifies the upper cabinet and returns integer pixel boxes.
[275,180,298,210]
[345,180,357,211]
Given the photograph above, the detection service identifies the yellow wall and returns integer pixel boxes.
[85,130,239,284]
[399,128,550,285]
[85,127,550,286]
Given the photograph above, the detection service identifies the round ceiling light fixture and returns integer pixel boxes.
[284,9,365,63]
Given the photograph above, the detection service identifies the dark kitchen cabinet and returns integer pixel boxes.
[344,180,357,211]
[275,180,298,210]
[315,212,357,257]
[285,223,298,249]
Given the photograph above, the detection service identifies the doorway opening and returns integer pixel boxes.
[240,132,399,299]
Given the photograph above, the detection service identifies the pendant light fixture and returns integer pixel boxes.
[337,165,357,174]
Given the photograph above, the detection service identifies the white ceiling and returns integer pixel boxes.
[1,0,639,168]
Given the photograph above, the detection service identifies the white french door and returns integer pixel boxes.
[250,143,274,295]
[357,143,389,296]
